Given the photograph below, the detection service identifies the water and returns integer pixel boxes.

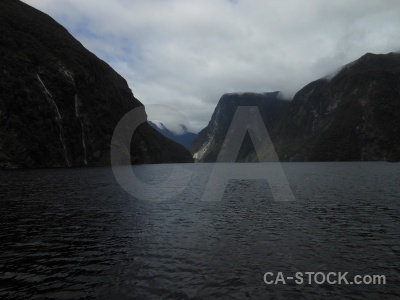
[0,162,399,299]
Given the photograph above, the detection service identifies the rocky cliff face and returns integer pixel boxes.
[190,92,289,162]
[274,52,400,161]
[191,52,400,162]
[0,0,193,167]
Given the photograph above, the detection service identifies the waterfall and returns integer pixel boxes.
[64,70,75,86]
[36,74,71,166]
[62,68,88,165]
[81,124,88,165]
[75,95,88,165]
[74,94,79,117]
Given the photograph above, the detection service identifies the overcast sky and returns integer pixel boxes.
[23,0,400,133]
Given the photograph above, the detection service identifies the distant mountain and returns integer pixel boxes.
[190,92,289,162]
[0,0,193,167]
[148,121,197,149]
[191,52,400,162]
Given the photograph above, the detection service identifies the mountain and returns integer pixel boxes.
[190,92,289,162]
[148,121,197,149]
[274,52,400,162]
[0,0,193,168]
[191,52,400,162]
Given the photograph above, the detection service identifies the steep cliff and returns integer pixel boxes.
[0,0,193,167]
[274,52,400,161]
[190,92,289,162]
[192,52,400,162]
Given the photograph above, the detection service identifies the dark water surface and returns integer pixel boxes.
[0,162,399,299]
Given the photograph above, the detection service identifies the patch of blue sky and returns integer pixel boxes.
[65,20,143,70]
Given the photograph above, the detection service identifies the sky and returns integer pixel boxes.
[22,0,400,133]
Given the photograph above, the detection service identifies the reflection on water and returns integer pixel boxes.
[0,163,399,299]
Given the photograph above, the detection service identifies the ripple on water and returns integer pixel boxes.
[0,163,399,299]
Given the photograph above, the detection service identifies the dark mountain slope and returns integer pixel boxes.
[191,52,400,163]
[190,92,289,162]
[274,52,400,161]
[0,0,192,167]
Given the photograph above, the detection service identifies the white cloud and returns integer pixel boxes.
[23,0,400,132]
